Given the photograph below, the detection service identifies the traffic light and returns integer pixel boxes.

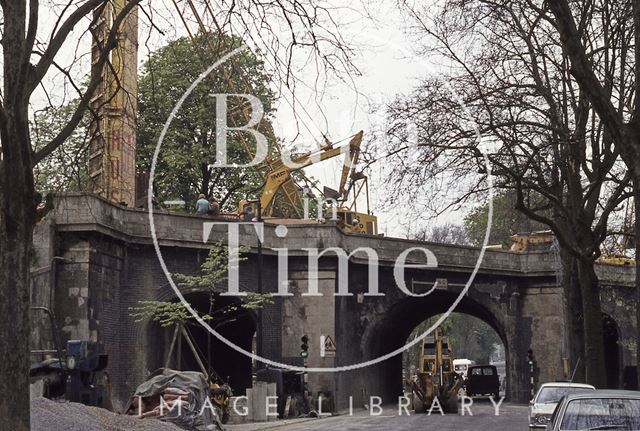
[527,349,535,367]
[300,335,309,358]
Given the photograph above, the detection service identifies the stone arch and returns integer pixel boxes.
[155,288,259,395]
[361,288,516,403]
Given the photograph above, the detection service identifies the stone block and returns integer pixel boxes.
[251,381,268,422]
[267,382,277,421]
[228,395,249,424]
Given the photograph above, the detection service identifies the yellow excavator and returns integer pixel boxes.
[238,131,378,235]
[406,327,461,414]
[511,231,635,266]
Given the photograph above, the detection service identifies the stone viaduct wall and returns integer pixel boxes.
[30,194,638,411]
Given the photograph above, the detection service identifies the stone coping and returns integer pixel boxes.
[45,193,635,284]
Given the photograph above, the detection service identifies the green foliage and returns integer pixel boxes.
[31,99,90,193]
[403,313,503,373]
[137,32,276,210]
[172,243,246,291]
[130,242,272,327]
[130,300,211,327]
[464,191,548,247]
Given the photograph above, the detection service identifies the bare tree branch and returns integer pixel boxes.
[32,0,141,166]
[28,0,106,95]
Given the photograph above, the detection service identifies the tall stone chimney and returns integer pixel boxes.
[88,0,138,206]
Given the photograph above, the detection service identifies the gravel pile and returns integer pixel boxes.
[31,397,184,431]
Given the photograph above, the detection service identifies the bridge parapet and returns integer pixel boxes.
[49,193,634,285]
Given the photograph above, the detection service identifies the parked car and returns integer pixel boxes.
[529,382,595,430]
[466,365,500,399]
[545,389,640,431]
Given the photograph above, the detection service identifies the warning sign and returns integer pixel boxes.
[320,335,336,358]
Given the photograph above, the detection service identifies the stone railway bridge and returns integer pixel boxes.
[30,194,638,411]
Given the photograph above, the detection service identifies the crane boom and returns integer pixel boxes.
[338,134,362,197]
[258,131,363,215]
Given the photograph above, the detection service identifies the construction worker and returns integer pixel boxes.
[195,194,210,214]
[208,197,220,216]
[243,205,255,221]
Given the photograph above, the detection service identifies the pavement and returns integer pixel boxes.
[226,400,530,431]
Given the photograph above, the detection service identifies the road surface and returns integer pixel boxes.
[227,400,529,431]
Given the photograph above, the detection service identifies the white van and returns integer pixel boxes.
[453,359,475,379]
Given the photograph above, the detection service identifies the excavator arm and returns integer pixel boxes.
[257,131,364,215]
[338,132,363,197]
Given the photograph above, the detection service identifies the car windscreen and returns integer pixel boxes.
[470,367,495,376]
[560,397,640,430]
[536,387,593,404]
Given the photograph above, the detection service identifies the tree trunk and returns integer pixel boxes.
[0,122,36,429]
[576,258,607,388]
[634,175,640,389]
[631,0,640,390]
[200,162,211,196]
[0,218,32,430]
[561,250,585,381]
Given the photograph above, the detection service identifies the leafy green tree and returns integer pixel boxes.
[137,33,276,210]
[403,313,502,374]
[31,100,90,193]
[131,243,272,329]
[464,191,548,248]
[130,242,272,372]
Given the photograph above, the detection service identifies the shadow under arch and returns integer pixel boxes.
[156,289,258,396]
[365,289,510,402]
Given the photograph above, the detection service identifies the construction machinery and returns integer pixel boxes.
[161,3,379,233]
[406,327,462,414]
[209,378,233,424]
[238,131,378,235]
[510,231,554,252]
[29,307,111,409]
[511,231,636,266]
[596,255,635,266]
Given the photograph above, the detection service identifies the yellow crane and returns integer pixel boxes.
[239,131,378,235]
